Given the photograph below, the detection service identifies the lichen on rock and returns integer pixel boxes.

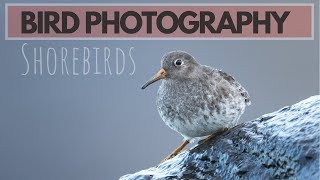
[120,96,320,180]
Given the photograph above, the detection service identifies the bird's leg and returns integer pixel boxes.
[160,140,189,163]
[200,127,229,144]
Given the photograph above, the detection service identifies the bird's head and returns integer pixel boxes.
[142,51,199,89]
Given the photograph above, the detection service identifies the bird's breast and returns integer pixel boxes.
[156,79,246,138]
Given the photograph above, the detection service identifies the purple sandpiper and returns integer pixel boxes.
[142,51,251,162]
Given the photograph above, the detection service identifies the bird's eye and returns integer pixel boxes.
[174,59,183,66]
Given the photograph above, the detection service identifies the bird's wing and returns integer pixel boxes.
[201,65,251,106]
[216,69,251,106]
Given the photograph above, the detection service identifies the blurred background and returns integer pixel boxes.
[0,0,319,179]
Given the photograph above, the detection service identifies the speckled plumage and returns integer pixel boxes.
[151,51,250,140]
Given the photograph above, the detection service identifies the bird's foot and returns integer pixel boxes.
[160,153,176,163]
[199,128,229,144]
[160,140,189,163]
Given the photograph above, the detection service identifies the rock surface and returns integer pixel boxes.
[120,96,320,180]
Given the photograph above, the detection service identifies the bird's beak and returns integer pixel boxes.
[142,68,167,89]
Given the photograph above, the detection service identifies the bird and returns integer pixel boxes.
[141,51,250,162]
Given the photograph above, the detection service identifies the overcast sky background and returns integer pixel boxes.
[0,0,319,180]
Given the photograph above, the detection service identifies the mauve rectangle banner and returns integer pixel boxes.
[6,3,313,40]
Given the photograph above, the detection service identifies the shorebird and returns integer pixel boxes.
[142,51,250,162]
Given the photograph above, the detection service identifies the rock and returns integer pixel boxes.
[120,96,320,180]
